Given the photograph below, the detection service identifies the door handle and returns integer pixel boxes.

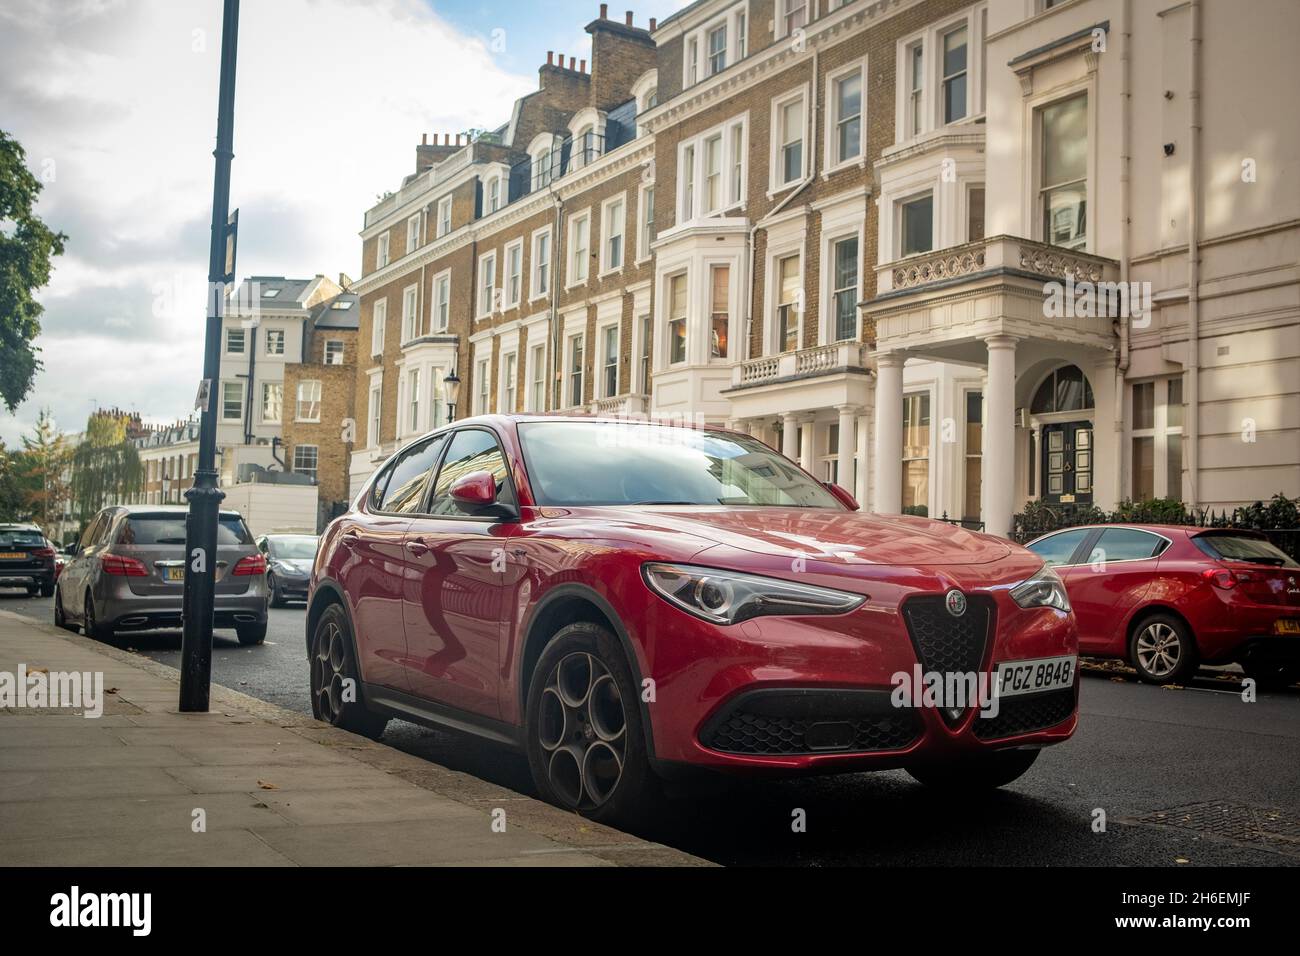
[404,540,429,556]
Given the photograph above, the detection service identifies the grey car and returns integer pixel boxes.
[256,533,319,607]
[54,504,269,645]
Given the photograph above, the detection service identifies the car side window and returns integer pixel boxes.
[1026,528,1091,567]
[79,513,106,551]
[374,435,446,514]
[427,429,515,516]
[1093,528,1165,562]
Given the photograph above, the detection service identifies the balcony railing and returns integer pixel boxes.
[732,342,868,388]
[877,235,1118,295]
[509,132,607,203]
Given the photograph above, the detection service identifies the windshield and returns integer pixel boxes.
[1193,533,1298,567]
[268,536,319,559]
[517,421,842,509]
[119,514,252,546]
[0,530,44,548]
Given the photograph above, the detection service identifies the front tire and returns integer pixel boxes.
[907,748,1040,790]
[268,573,284,609]
[1129,613,1198,685]
[524,622,659,826]
[309,604,388,739]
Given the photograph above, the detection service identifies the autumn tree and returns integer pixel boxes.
[69,410,142,523]
[16,408,71,534]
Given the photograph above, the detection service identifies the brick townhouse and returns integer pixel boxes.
[349,0,1299,530]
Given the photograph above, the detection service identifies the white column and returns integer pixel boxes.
[855,411,870,508]
[873,352,905,513]
[799,417,815,471]
[1090,356,1118,512]
[782,412,799,461]
[836,405,857,493]
[983,335,1018,537]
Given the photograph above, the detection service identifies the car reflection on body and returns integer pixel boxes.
[257,533,320,607]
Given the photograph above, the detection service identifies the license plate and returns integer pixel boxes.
[994,655,1077,699]
[0,552,24,560]
[1275,619,1300,636]
[164,567,185,582]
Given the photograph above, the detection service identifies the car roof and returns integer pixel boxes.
[113,504,245,518]
[0,523,41,531]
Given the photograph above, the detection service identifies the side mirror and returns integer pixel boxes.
[824,482,860,511]
[64,543,79,557]
[449,471,503,514]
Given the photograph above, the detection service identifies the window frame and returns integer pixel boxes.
[499,349,518,414]
[432,271,451,333]
[825,58,867,172]
[376,232,390,269]
[530,227,552,301]
[370,298,387,357]
[296,379,322,423]
[264,328,285,357]
[401,282,420,343]
[260,381,283,425]
[769,86,809,193]
[406,213,421,254]
[599,194,626,276]
[477,250,498,319]
[225,327,246,354]
[598,321,620,399]
[565,332,586,408]
[436,196,452,237]
[636,183,655,264]
[324,339,345,365]
[292,444,319,483]
[567,210,591,288]
[503,238,524,309]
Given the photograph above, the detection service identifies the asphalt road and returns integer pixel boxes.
[7,586,1298,866]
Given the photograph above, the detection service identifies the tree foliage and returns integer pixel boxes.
[0,129,68,412]
[70,411,142,523]
[16,408,71,534]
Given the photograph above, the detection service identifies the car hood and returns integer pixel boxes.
[577,507,1012,567]
[272,558,313,575]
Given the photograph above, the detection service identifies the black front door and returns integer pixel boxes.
[1041,420,1093,505]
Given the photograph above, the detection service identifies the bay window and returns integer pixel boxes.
[668,274,687,365]
[710,265,730,360]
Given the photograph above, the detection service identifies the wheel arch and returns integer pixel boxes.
[1125,602,1196,656]
[306,579,352,657]
[517,583,657,759]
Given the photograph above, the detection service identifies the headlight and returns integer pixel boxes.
[1010,565,1071,611]
[642,563,865,625]
[272,561,299,575]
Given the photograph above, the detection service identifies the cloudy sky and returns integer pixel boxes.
[0,0,684,446]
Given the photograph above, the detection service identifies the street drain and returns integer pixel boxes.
[1129,802,1300,852]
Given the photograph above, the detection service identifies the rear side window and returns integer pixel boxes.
[1093,528,1167,562]
[118,513,252,546]
[427,429,515,516]
[1193,533,1297,567]
[0,529,44,548]
[1025,528,1091,567]
[372,436,446,514]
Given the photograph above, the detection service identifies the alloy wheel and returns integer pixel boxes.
[312,619,349,723]
[1135,621,1181,679]
[537,651,627,810]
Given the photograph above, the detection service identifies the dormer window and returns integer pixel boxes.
[485,176,500,214]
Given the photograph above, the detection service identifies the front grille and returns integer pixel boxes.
[901,594,992,676]
[973,687,1076,740]
[701,691,922,756]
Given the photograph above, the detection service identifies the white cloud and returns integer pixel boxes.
[1,0,533,444]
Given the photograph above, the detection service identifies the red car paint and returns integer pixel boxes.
[312,416,1080,773]
[1027,523,1300,667]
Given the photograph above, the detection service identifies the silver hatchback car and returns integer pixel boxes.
[54,504,269,645]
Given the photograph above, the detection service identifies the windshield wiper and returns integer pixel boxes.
[629,500,704,506]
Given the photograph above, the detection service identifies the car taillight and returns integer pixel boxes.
[34,547,55,559]
[232,554,267,576]
[101,553,148,577]
[1204,568,1255,590]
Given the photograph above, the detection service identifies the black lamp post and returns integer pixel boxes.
[180,0,240,712]
[444,370,461,423]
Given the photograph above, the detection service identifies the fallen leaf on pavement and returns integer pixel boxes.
[257,781,279,790]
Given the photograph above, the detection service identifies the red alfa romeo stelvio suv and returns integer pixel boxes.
[308,416,1079,824]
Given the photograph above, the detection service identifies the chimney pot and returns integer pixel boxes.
[625,11,633,25]
[650,17,657,30]
[568,56,576,70]
[580,58,587,73]
[599,3,607,17]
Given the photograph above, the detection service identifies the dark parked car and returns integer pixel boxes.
[0,524,57,597]
[257,533,319,607]
[1025,524,1300,688]
[306,416,1080,826]
[56,505,269,644]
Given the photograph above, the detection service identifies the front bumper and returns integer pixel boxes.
[635,575,1079,773]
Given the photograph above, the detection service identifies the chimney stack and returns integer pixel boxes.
[625,11,633,26]
[568,56,576,70]
[650,17,657,30]
[580,58,587,73]
[421,133,427,145]
[599,3,607,17]
[546,50,553,65]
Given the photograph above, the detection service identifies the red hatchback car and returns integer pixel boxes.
[1025,524,1300,688]
[308,416,1079,824]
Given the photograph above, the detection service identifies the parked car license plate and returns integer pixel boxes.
[165,566,185,582]
[994,655,1076,698]
[0,552,24,560]
[1274,619,1300,635]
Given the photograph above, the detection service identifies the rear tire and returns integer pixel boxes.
[236,620,267,646]
[907,748,1040,790]
[524,621,661,827]
[309,604,388,739]
[83,593,112,641]
[1240,660,1299,692]
[1129,612,1198,685]
[268,573,284,609]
